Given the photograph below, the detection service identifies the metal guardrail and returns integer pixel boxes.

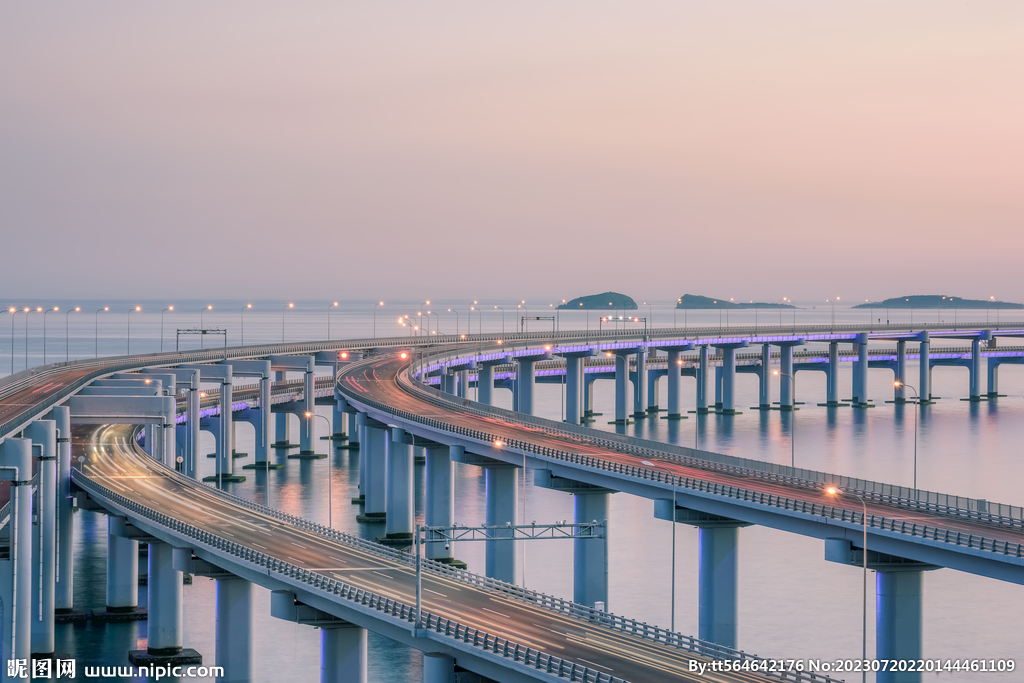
[336,360,1024,565]
[72,466,842,683]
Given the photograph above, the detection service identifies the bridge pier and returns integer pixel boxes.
[131,542,199,665]
[612,351,633,425]
[356,415,387,523]
[876,570,924,683]
[105,517,140,617]
[476,363,496,405]
[273,371,297,448]
[575,492,609,609]
[632,347,648,419]
[969,337,984,400]
[918,333,932,403]
[756,344,771,409]
[425,446,464,566]
[824,341,842,406]
[648,367,661,415]
[515,358,536,414]
[665,349,682,418]
[216,577,254,683]
[27,420,57,656]
[714,342,746,415]
[321,623,367,683]
[583,374,598,422]
[987,356,1003,398]
[380,428,413,544]
[698,524,744,647]
[457,368,468,398]
[47,406,76,617]
[565,355,583,424]
[423,653,455,683]
[485,464,519,584]
[894,341,907,403]
[852,333,870,407]
[0,438,33,667]
[773,340,804,410]
[300,370,317,454]
[696,345,710,414]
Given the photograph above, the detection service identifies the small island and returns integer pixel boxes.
[558,292,638,310]
[675,294,796,309]
[853,295,1024,309]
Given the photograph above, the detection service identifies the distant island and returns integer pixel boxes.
[558,292,637,310]
[675,294,796,309]
[853,295,1024,310]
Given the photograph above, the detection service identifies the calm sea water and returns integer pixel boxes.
[14,300,1021,682]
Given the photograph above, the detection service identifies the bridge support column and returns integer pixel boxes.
[824,341,840,406]
[48,406,75,615]
[757,344,771,409]
[331,387,347,441]
[27,420,57,656]
[583,375,597,421]
[426,446,463,566]
[894,341,907,403]
[565,356,583,424]
[918,335,931,403]
[255,376,271,463]
[187,385,200,478]
[516,359,536,414]
[714,366,723,409]
[0,438,33,667]
[300,371,316,454]
[648,369,661,415]
[105,518,139,615]
[273,371,296,448]
[612,352,632,425]
[853,333,869,407]
[969,338,982,400]
[131,543,199,665]
[381,428,413,544]
[987,358,1000,398]
[714,343,746,415]
[216,577,254,683]
[698,525,743,648]
[477,364,495,405]
[219,380,235,477]
[457,369,468,398]
[423,653,455,683]
[485,465,519,584]
[696,346,709,413]
[779,345,794,410]
[321,623,367,683]
[666,350,683,418]
[356,415,386,523]
[632,347,648,419]
[574,492,609,609]
[876,570,923,683]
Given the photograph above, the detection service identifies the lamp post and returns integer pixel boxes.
[373,301,384,337]
[641,459,677,631]
[43,306,59,364]
[160,306,174,352]
[894,381,920,489]
[327,302,339,339]
[94,307,109,358]
[827,297,840,330]
[240,304,252,345]
[643,302,653,329]
[8,307,17,374]
[518,302,529,333]
[774,370,796,468]
[26,307,40,368]
[126,306,141,355]
[306,412,334,528]
[495,306,505,334]
[200,305,213,348]
[447,309,459,337]
[826,486,868,683]
[281,303,294,343]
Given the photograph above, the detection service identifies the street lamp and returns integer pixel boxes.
[43,307,59,364]
[373,302,384,338]
[826,297,840,330]
[327,302,339,339]
[160,306,174,352]
[8,307,17,374]
[641,459,677,632]
[825,485,868,683]
[447,309,459,337]
[200,305,213,348]
[773,370,796,467]
[518,302,529,333]
[26,307,40,368]
[894,381,920,489]
[306,412,333,528]
[494,306,505,334]
[94,307,109,358]
[240,304,252,345]
[281,303,294,343]
[126,306,141,355]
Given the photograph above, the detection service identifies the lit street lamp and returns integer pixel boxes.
[373,301,384,338]
[306,412,334,528]
[8,308,19,374]
[94,307,109,358]
[126,306,141,355]
[200,305,213,348]
[240,304,252,345]
[494,306,505,334]
[327,302,339,339]
[43,306,59,364]
[641,459,677,632]
[826,485,868,683]
[160,306,174,352]
[447,308,459,337]
[26,307,40,368]
[281,303,293,343]
[894,381,920,489]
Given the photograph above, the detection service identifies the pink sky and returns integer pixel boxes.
[2,2,1022,302]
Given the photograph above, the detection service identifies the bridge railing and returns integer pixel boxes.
[399,358,1024,531]
[73,468,842,683]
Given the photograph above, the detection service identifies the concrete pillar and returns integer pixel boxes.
[187,385,200,478]
[697,346,709,413]
[457,369,468,398]
[49,406,74,614]
[826,341,840,405]
[0,438,33,667]
[987,358,1000,397]
[855,334,869,405]
[758,344,771,408]
[477,364,495,405]
[423,653,455,683]
[273,371,292,447]
[356,423,366,502]
[919,336,930,401]
[632,348,648,418]
[613,352,630,424]
[106,519,138,612]
[895,340,907,402]
[384,429,413,541]
[647,370,660,414]
[147,542,185,655]
[300,371,316,454]
[516,359,536,414]
[347,412,359,446]
[219,381,234,477]
[332,386,347,440]
[876,570,923,683]
[574,493,608,609]
[714,366,723,409]
[256,376,271,462]
[565,356,583,424]
[970,338,981,399]
[485,466,519,584]
[698,525,740,648]
[359,416,387,521]
[216,577,254,683]
[26,420,57,655]
[583,375,596,420]
[425,447,455,562]
[720,347,737,414]
[321,624,367,683]
[780,345,794,410]
[666,350,682,418]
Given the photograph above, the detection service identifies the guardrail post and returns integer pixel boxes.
[0,437,33,669]
[216,576,254,682]
[26,420,57,656]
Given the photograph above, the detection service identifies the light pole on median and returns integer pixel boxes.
[94,306,109,358]
[43,306,59,364]
[160,306,174,352]
[894,381,920,490]
[200,305,213,348]
[642,459,677,632]
[495,306,505,335]
[327,302,338,339]
[240,304,252,345]
[306,412,334,529]
[774,370,796,468]
[26,307,40,368]
[448,309,459,337]
[126,306,141,355]
[373,301,384,338]
[281,303,294,343]
[8,307,17,374]
[826,486,868,683]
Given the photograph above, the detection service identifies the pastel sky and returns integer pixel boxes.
[2,2,1022,303]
